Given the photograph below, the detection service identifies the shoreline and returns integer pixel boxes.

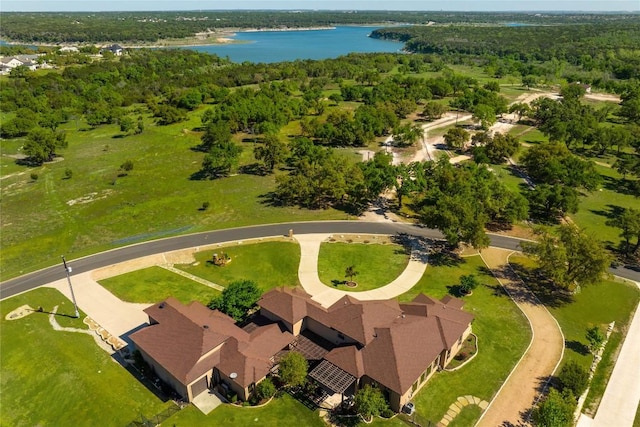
[1,24,409,49]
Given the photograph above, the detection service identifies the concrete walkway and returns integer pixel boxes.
[46,272,150,342]
[294,234,429,307]
[577,281,640,427]
[476,248,564,427]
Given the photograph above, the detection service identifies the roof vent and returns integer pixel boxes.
[230,372,238,379]
[159,303,165,309]
[203,325,209,329]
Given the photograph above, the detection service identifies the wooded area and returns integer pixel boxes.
[2,12,639,278]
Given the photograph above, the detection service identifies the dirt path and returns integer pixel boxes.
[476,247,564,427]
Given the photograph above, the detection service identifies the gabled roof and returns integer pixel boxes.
[259,288,474,396]
[131,297,293,386]
[259,287,314,325]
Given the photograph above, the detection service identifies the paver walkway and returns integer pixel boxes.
[294,234,429,307]
[439,396,489,426]
[476,248,564,427]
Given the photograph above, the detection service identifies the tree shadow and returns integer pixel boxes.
[446,284,469,298]
[239,162,268,176]
[589,204,625,221]
[601,175,640,196]
[508,262,574,307]
[332,279,346,287]
[427,247,464,267]
[486,283,509,298]
[258,191,285,207]
[565,340,590,356]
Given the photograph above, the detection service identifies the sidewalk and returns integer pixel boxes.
[577,282,640,427]
[293,234,429,307]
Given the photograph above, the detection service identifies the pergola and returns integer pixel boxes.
[309,359,356,395]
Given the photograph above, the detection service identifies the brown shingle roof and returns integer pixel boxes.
[258,289,474,396]
[258,287,313,324]
[130,297,293,387]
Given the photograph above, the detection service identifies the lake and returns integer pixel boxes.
[184,26,405,63]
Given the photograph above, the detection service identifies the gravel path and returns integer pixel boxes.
[476,248,564,427]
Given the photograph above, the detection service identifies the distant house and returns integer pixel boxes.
[130,289,474,411]
[0,55,46,74]
[59,46,79,53]
[101,44,125,56]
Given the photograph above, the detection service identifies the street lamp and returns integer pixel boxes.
[61,255,80,318]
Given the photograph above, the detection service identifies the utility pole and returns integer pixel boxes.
[61,255,80,318]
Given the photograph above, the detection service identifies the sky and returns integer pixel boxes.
[1,1,638,12]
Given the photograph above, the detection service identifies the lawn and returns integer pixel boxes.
[317,241,410,291]
[0,287,170,427]
[165,393,326,427]
[98,266,220,305]
[570,164,640,247]
[175,241,301,292]
[509,255,640,415]
[398,254,531,424]
[0,113,343,280]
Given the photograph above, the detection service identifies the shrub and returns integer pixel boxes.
[30,172,38,181]
[201,201,210,211]
[557,360,589,398]
[255,377,276,401]
[64,168,73,179]
[532,388,576,427]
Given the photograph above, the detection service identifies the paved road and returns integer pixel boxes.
[2,221,639,299]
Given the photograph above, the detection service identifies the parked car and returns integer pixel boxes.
[402,402,415,415]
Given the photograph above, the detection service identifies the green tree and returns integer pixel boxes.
[119,116,135,134]
[201,140,242,179]
[278,351,308,388]
[586,326,605,354]
[557,360,589,397]
[459,274,480,295]
[531,388,576,427]
[422,101,448,121]
[473,104,497,130]
[354,384,389,421]
[522,225,612,291]
[527,183,579,220]
[443,127,470,150]
[208,279,261,322]
[345,265,359,284]
[254,132,287,172]
[23,127,68,165]
[606,208,640,254]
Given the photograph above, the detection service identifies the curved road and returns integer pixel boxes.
[2,221,638,299]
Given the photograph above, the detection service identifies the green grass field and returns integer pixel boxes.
[0,287,170,427]
[509,255,640,415]
[317,242,410,291]
[175,241,301,291]
[399,255,531,424]
[165,393,326,426]
[98,266,220,305]
[0,115,343,280]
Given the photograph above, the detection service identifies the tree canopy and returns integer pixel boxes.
[208,279,261,322]
[522,225,611,291]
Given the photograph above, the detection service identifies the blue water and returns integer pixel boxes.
[185,26,405,63]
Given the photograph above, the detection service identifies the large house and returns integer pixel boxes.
[130,287,474,411]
